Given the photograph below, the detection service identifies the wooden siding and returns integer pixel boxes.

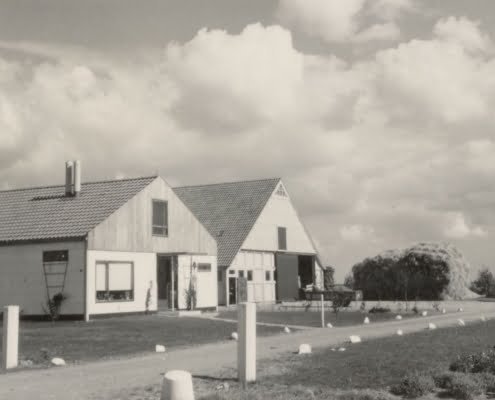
[241,182,316,254]
[87,177,217,255]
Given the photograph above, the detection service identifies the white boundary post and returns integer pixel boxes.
[321,294,325,328]
[2,305,19,370]
[238,302,256,386]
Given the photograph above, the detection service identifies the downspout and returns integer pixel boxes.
[83,236,89,322]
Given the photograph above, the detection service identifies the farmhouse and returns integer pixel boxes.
[0,161,217,319]
[174,178,323,305]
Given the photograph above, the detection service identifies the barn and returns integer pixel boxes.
[174,178,324,305]
[0,161,217,319]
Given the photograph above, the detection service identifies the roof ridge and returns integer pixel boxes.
[0,175,158,194]
[174,177,281,189]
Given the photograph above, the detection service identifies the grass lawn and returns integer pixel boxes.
[122,319,495,400]
[217,310,423,327]
[0,314,282,369]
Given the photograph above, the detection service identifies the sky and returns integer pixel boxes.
[1,0,495,281]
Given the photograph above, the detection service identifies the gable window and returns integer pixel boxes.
[96,261,134,302]
[278,227,287,250]
[152,200,168,236]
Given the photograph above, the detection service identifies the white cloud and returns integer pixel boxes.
[340,224,375,241]
[276,0,366,43]
[434,17,493,54]
[276,0,414,43]
[444,213,487,239]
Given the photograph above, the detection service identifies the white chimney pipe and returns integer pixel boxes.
[73,160,81,195]
[65,161,74,196]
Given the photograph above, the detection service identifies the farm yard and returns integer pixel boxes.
[0,314,283,369]
[124,318,495,400]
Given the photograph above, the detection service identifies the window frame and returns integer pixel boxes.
[197,263,212,272]
[95,261,135,303]
[247,270,253,281]
[152,199,169,237]
[265,270,272,281]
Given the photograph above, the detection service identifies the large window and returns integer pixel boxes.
[152,200,168,236]
[278,226,287,250]
[96,261,134,302]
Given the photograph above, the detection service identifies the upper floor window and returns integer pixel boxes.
[278,226,287,250]
[152,200,168,236]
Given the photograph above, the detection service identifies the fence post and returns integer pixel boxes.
[238,302,256,387]
[2,305,19,370]
[321,294,325,328]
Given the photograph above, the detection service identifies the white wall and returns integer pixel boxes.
[241,183,316,254]
[86,250,157,316]
[0,241,85,316]
[177,255,217,310]
[229,250,276,303]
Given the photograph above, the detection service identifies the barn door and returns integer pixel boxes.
[275,253,299,301]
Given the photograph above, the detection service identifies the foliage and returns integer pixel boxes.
[324,267,335,290]
[449,348,495,374]
[185,285,197,310]
[329,291,350,318]
[470,268,495,296]
[390,372,435,398]
[369,306,391,314]
[351,242,474,301]
[145,280,153,314]
[42,292,67,321]
[338,389,397,400]
[440,372,484,400]
[344,273,355,289]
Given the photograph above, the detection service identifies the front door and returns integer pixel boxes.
[228,277,237,305]
[275,253,299,301]
[157,256,177,309]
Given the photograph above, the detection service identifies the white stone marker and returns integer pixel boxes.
[338,347,346,352]
[397,329,403,336]
[395,315,402,320]
[230,332,238,341]
[428,323,437,330]
[298,344,312,354]
[458,307,463,312]
[458,319,465,326]
[326,323,333,328]
[156,345,166,353]
[481,315,486,322]
[284,326,291,334]
[51,358,66,366]
[160,370,194,400]
[2,305,19,370]
[349,335,361,343]
[441,308,446,314]
[237,302,256,385]
[363,317,370,324]
[421,311,428,317]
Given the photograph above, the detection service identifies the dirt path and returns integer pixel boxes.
[1,308,494,400]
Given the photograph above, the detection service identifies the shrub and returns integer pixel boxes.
[390,372,435,398]
[339,389,397,400]
[450,349,495,374]
[369,306,391,314]
[446,373,484,400]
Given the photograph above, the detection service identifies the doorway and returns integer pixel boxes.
[228,277,237,305]
[157,255,178,310]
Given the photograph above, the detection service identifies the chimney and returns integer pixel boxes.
[73,160,81,195]
[65,161,74,196]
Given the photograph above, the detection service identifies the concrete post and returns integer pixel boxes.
[238,302,256,386]
[2,305,19,370]
[160,370,194,400]
[321,294,325,328]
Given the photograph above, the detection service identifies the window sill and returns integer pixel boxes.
[96,299,135,303]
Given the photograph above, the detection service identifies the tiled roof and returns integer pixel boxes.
[0,176,157,243]
[174,178,280,267]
